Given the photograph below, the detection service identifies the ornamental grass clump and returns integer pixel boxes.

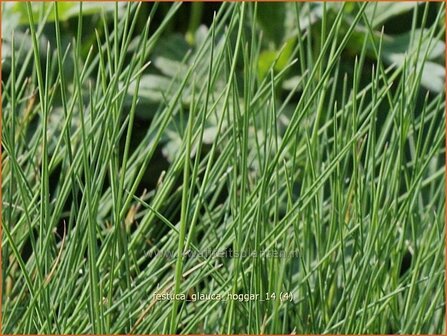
[1,1,445,334]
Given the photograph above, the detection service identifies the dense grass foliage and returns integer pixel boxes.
[1,2,445,334]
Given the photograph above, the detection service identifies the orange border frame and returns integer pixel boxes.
[0,1,445,335]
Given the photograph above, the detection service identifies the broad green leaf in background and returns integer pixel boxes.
[151,33,190,63]
[1,2,123,64]
[258,37,295,81]
[364,2,418,29]
[381,29,445,92]
[385,54,445,92]
[381,29,445,60]
[419,62,444,92]
[348,28,445,92]
[129,74,172,103]
[2,2,123,25]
